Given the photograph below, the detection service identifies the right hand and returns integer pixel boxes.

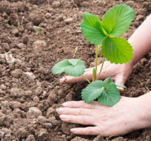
[60,61,133,92]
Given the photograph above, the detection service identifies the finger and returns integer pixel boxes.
[70,127,101,135]
[60,75,85,84]
[85,68,92,71]
[56,107,92,116]
[115,75,127,93]
[96,70,107,80]
[60,115,96,125]
[60,69,93,84]
[62,101,97,109]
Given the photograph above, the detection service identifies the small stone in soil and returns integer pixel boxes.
[24,72,36,80]
[27,107,42,119]
[0,84,6,90]
[11,69,22,78]
[46,107,55,117]
[38,128,48,141]
[29,11,43,25]
[11,28,19,36]
[0,112,6,126]
[1,43,10,51]
[71,137,89,141]
[47,116,58,126]
[26,134,35,141]
[64,18,73,24]
[45,13,52,19]
[136,15,144,21]
[17,43,26,48]
[16,127,28,138]
[46,89,58,105]
[52,1,61,8]
[33,96,40,103]
[93,135,104,141]
[37,116,46,123]
[22,35,29,44]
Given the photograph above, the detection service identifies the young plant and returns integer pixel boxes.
[52,4,135,106]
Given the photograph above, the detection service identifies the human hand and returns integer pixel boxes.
[60,61,133,92]
[56,96,146,136]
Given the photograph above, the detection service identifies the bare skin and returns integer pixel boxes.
[56,15,151,136]
[57,93,151,136]
[60,61,132,92]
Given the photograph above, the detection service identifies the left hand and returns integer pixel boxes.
[56,96,145,136]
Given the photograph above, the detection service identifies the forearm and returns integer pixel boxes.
[137,91,151,127]
[128,14,151,67]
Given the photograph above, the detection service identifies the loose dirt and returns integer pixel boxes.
[0,0,151,141]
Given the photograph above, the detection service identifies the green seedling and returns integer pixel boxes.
[73,47,79,58]
[52,4,135,106]
[33,26,44,34]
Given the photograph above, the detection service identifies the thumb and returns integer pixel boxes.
[114,74,127,93]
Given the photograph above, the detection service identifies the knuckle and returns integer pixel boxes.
[86,129,92,135]
[81,101,87,108]
[68,117,72,122]
[79,108,84,115]
[81,101,90,109]
[102,70,107,76]
[81,117,86,124]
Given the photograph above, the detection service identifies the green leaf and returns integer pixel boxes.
[101,37,133,64]
[98,81,120,106]
[82,80,104,103]
[68,59,80,66]
[102,4,135,37]
[80,12,106,45]
[65,59,85,77]
[52,59,70,74]
[116,84,127,88]
[103,77,113,88]
[52,59,85,77]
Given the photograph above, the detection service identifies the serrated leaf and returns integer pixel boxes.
[82,80,104,103]
[52,59,85,77]
[102,4,135,37]
[80,12,106,45]
[101,37,133,64]
[103,77,113,88]
[52,59,70,74]
[68,59,79,66]
[98,82,120,106]
[64,60,85,77]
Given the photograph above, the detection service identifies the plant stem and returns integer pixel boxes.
[94,45,98,81]
[96,56,105,80]
[81,75,91,84]
[92,68,95,82]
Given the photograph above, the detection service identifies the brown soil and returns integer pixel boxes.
[0,0,151,141]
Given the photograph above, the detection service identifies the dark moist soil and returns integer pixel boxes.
[0,0,151,141]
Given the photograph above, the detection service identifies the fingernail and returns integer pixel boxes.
[60,115,67,120]
[117,87,124,93]
[62,102,69,106]
[56,108,60,113]
[60,77,65,81]
[70,128,77,133]
[60,77,67,83]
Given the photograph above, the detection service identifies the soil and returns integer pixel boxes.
[0,0,151,141]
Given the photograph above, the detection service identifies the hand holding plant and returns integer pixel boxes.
[52,4,135,106]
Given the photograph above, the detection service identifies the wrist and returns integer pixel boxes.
[136,92,151,128]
